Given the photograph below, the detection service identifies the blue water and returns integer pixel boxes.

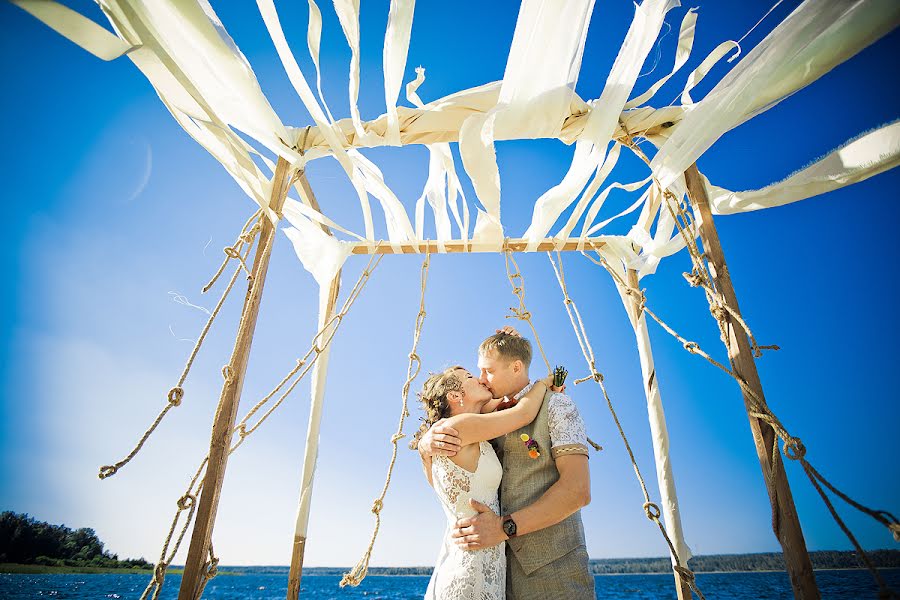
[1,570,898,599]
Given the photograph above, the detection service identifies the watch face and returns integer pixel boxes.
[503,518,517,537]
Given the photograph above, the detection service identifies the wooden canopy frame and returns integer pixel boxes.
[174,159,819,600]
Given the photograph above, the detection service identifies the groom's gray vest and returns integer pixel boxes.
[493,389,587,575]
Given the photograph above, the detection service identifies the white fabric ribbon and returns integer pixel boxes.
[524,0,679,249]
[282,207,352,288]
[623,7,697,110]
[652,0,900,189]
[383,0,416,146]
[458,0,596,250]
[11,0,138,61]
[707,120,900,214]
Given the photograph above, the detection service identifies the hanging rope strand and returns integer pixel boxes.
[100,212,263,480]
[502,243,551,372]
[547,250,705,600]
[588,176,899,597]
[342,250,432,587]
[502,244,602,452]
[202,209,263,293]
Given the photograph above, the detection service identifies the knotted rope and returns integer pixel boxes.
[579,164,898,597]
[139,251,384,599]
[201,209,262,293]
[548,250,705,600]
[342,250,431,587]
[655,188,899,598]
[100,210,263,480]
[501,244,602,452]
[502,243,551,371]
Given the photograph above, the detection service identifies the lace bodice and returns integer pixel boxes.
[426,441,505,600]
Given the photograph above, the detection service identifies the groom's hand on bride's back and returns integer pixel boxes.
[418,418,462,457]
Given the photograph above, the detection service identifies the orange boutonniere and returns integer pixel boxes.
[520,433,540,459]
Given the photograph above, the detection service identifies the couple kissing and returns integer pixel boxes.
[411,328,594,600]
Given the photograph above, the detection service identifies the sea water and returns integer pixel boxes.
[1,570,898,599]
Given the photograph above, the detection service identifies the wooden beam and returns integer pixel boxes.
[287,172,341,600]
[178,157,295,600]
[683,163,819,599]
[348,238,607,255]
[296,98,683,157]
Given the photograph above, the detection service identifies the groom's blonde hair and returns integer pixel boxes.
[479,332,532,367]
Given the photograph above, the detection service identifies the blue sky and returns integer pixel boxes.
[1,0,898,569]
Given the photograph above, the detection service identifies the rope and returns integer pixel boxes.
[502,242,551,373]
[342,250,431,587]
[581,162,898,597]
[139,251,384,599]
[202,209,262,293]
[656,189,898,597]
[660,190,776,358]
[548,251,705,600]
[100,211,263,480]
[501,244,603,453]
[140,457,207,600]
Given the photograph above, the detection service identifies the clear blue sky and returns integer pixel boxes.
[1,1,898,568]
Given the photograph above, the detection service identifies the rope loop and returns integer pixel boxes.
[153,564,167,582]
[98,465,118,480]
[176,493,195,511]
[674,565,696,584]
[683,341,700,353]
[642,501,662,520]
[408,352,420,363]
[237,423,248,439]
[683,270,703,287]
[783,438,807,461]
[204,557,219,580]
[223,246,241,259]
[167,387,184,407]
[222,364,235,383]
[371,499,384,514]
[391,433,405,443]
[889,522,900,543]
[239,223,260,244]
[710,304,727,322]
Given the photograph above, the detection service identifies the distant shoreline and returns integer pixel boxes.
[3,564,899,577]
[4,549,898,577]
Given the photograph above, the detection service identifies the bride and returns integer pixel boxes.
[410,366,558,600]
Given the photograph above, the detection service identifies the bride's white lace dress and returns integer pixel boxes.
[425,440,505,600]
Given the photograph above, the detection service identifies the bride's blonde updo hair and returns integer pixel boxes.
[409,365,464,450]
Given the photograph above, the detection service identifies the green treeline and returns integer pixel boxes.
[588,551,900,574]
[0,511,151,570]
[213,550,900,576]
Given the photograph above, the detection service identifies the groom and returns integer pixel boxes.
[418,329,595,599]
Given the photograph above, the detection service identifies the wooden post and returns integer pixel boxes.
[178,157,294,600]
[286,173,341,600]
[625,269,694,600]
[683,163,819,599]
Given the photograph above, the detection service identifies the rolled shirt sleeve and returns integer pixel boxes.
[547,392,590,459]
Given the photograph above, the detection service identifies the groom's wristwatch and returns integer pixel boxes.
[501,515,517,538]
